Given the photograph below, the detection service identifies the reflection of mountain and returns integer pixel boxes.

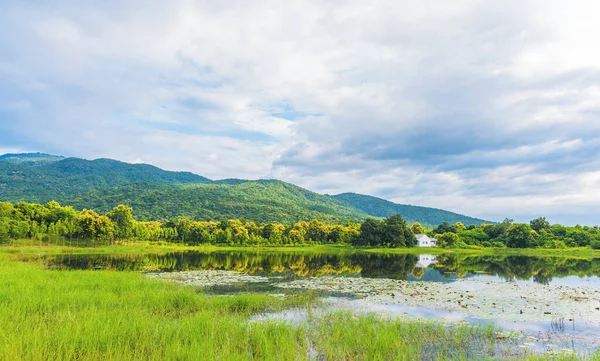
[40,251,600,285]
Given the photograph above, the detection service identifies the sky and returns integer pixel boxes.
[1,0,599,225]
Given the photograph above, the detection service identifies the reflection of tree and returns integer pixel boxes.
[45,251,364,277]
[412,267,425,279]
[354,254,418,280]
[433,255,600,284]
[44,251,600,284]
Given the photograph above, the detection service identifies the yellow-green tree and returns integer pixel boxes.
[410,222,425,235]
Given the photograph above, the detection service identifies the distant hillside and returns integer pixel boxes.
[0,157,210,203]
[0,153,491,225]
[0,152,64,166]
[64,181,368,223]
[332,193,490,226]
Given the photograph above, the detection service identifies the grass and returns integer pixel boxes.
[4,238,600,259]
[0,245,598,360]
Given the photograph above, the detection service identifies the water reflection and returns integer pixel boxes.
[415,254,437,268]
[39,250,600,285]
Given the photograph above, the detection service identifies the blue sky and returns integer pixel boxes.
[1,0,600,225]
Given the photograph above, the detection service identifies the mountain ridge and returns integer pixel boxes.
[0,153,492,225]
[333,192,489,226]
[0,152,65,166]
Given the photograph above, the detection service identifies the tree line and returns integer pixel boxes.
[0,201,411,247]
[430,217,600,249]
[1,201,599,249]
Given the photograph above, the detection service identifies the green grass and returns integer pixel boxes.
[0,247,598,360]
[0,258,312,361]
[4,238,600,259]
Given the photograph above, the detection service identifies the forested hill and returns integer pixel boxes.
[0,153,491,225]
[63,181,369,223]
[333,193,489,226]
[0,152,64,166]
[0,156,211,202]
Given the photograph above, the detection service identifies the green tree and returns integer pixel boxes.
[77,209,100,239]
[0,202,14,218]
[505,224,534,248]
[354,218,382,247]
[381,214,415,248]
[306,220,327,243]
[530,217,551,233]
[410,222,425,235]
[45,201,78,224]
[108,205,135,240]
[94,215,115,243]
[433,222,456,234]
[0,218,10,241]
[438,232,459,247]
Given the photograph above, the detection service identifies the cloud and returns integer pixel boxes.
[1,0,599,224]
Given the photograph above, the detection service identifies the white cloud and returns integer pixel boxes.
[1,0,599,224]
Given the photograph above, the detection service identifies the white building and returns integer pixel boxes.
[416,234,437,247]
[415,254,438,268]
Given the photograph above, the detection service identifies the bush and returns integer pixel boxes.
[543,239,567,249]
[591,240,600,250]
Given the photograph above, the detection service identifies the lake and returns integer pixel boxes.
[37,249,600,355]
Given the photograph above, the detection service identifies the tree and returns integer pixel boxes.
[108,205,134,240]
[570,229,592,247]
[433,222,456,234]
[381,214,416,248]
[438,232,459,247]
[14,202,49,224]
[530,217,551,233]
[0,202,14,219]
[94,215,115,243]
[0,218,10,242]
[77,209,100,239]
[306,220,327,243]
[354,218,382,247]
[410,222,425,235]
[505,224,534,248]
[45,202,78,224]
[268,224,285,244]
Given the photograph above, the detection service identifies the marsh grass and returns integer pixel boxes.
[309,312,497,360]
[0,251,597,360]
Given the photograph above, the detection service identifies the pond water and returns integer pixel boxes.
[41,250,600,286]
[38,250,600,356]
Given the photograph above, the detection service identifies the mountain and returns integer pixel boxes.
[333,193,489,226]
[0,153,492,225]
[0,156,210,203]
[0,152,65,166]
[63,181,368,223]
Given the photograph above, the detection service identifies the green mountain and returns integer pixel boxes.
[63,181,368,223]
[0,156,210,203]
[333,193,489,226]
[0,153,492,225]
